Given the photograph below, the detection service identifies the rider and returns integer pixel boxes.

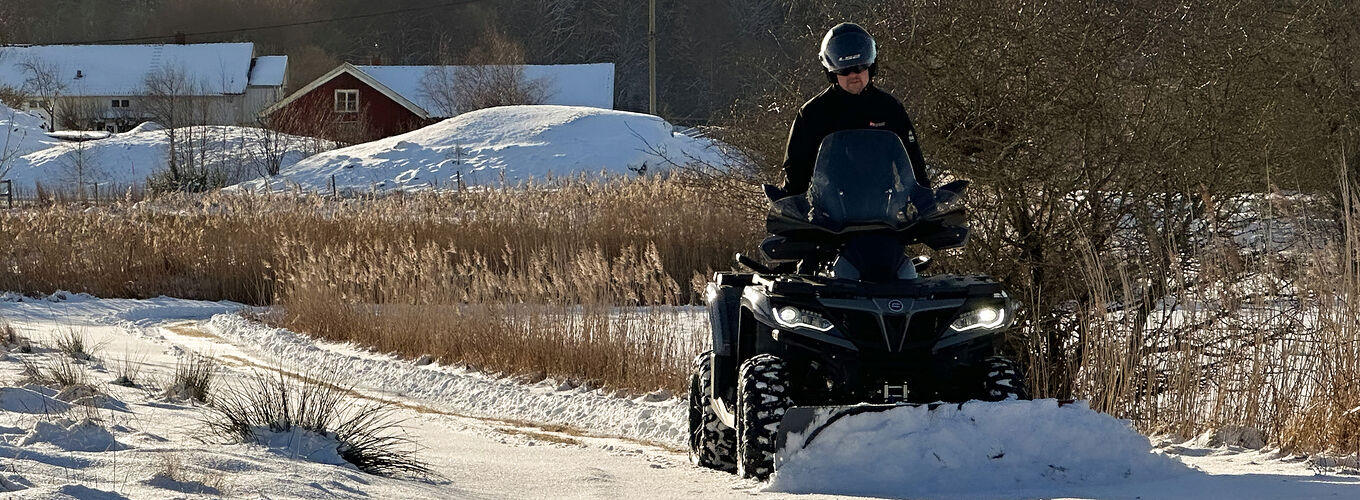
[780,23,931,196]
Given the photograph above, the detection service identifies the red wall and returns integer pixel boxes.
[271,71,431,143]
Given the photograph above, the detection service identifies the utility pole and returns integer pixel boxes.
[648,0,657,116]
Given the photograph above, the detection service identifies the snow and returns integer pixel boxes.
[249,56,289,87]
[0,102,60,161]
[231,105,722,193]
[18,418,126,452]
[0,43,257,96]
[356,63,614,117]
[2,125,324,189]
[0,386,70,414]
[1,293,1357,498]
[45,130,112,141]
[770,401,1191,498]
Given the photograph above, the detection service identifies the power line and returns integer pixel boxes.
[56,0,490,45]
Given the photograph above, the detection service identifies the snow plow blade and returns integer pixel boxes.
[774,400,1078,469]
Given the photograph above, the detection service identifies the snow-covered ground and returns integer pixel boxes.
[0,103,60,168]
[1,294,1355,499]
[4,103,723,195]
[2,102,325,193]
[2,125,324,192]
[229,105,724,193]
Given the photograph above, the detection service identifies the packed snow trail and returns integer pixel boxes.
[1,294,1358,498]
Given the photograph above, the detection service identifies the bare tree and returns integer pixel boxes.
[55,137,105,199]
[419,27,549,117]
[54,97,104,131]
[18,58,66,131]
[141,64,197,187]
[141,64,229,192]
[245,118,293,178]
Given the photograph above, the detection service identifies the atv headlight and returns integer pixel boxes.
[948,306,1007,332]
[774,306,834,332]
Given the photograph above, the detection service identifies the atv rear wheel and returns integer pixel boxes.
[982,356,1029,401]
[688,351,736,471]
[736,354,791,480]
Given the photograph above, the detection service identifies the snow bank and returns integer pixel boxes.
[18,418,126,452]
[0,103,59,163]
[0,386,71,414]
[769,400,1192,498]
[231,105,724,193]
[206,313,688,446]
[2,125,322,190]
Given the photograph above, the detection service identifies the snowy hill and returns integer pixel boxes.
[0,103,59,171]
[1,123,324,192]
[230,105,723,193]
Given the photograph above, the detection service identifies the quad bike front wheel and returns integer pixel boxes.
[982,356,1029,401]
[736,354,791,480]
[688,351,736,471]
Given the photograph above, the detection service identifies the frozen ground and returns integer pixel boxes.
[0,293,1356,499]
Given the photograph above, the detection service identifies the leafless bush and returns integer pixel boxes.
[203,367,429,476]
[419,27,548,116]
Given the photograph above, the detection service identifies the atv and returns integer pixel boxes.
[688,129,1029,480]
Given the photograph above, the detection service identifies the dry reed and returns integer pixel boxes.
[0,176,757,394]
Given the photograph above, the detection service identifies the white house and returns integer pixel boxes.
[0,42,287,132]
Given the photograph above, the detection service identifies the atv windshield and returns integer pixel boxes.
[805,129,929,231]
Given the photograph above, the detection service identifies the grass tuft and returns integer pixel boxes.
[203,367,429,477]
[21,356,89,388]
[53,328,101,361]
[165,353,216,403]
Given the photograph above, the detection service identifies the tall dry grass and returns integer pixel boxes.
[1058,177,1360,454]
[0,176,758,393]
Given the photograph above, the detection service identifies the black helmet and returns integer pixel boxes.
[819,23,877,74]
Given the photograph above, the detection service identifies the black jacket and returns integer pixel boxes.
[780,83,930,195]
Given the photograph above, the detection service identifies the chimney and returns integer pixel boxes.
[75,70,83,79]
[174,31,187,44]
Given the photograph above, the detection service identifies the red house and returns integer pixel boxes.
[262,62,615,144]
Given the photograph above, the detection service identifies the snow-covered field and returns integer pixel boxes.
[1,294,1356,499]
[1,103,324,192]
[229,105,723,193]
[3,103,722,195]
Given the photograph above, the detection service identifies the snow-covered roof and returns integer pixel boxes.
[0,43,285,97]
[354,63,614,118]
[249,55,288,87]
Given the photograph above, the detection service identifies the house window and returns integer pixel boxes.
[335,89,359,113]
[110,99,130,108]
